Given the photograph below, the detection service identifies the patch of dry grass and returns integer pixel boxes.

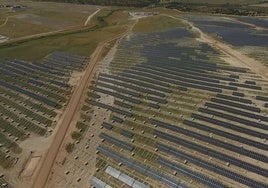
[0,0,99,38]
[133,14,185,33]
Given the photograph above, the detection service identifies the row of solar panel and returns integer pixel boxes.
[152,119,267,163]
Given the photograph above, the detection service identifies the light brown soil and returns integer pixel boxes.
[52,44,117,188]
[68,71,85,87]
[20,153,41,178]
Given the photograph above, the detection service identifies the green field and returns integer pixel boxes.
[0,0,99,39]
[0,6,130,61]
[133,14,185,33]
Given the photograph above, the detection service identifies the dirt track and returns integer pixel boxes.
[31,33,124,188]
[84,8,101,26]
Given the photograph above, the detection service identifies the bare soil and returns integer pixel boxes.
[20,153,41,178]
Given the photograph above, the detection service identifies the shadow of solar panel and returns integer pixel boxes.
[256,96,268,102]
[217,93,251,104]
[152,119,268,162]
[229,82,262,90]
[148,103,160,109]
[114,100,132,109]
[192,113,268,139]
[111,116,123,123]
[0,80,59,107]
[204,103,268,123]
[158,157,228,188]
[233,91,245,97]
[102,122,113,130]
[99,133,134,151]
[211,98,259,112]
[183,119,268,150]
[154,130,267,176]
[201,106,266,130]
[97,146,187,188]
[121,130,134,138]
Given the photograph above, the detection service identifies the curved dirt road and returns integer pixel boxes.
[164,14,268,80]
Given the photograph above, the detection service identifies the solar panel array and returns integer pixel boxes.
[61,28,268,187]
[0,51,87,185]
[35,25,268,187]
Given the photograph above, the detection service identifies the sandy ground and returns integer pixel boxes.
[1,114,64,188]
[20,152,42,178]
[84,8,101,26]
[164,14,268,81]
[68,71,85,87]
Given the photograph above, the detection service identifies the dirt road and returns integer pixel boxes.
[31,30,127,188]
[0,16,10,28]
[84,8,101,26]
[164,14,268,80]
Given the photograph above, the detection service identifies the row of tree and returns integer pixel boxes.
[35,0,268,15]
[37,0,159,7]
[164,2,268,16]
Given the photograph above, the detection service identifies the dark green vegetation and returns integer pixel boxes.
[36,0,158,7]
[163,1,268,16]
[65,143,75,153]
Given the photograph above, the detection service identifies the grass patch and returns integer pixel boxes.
[0,17,53,39]
[71,131,82,140]
[0,9,128,61]
[133,15,184,33]
[65,142,75,153]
